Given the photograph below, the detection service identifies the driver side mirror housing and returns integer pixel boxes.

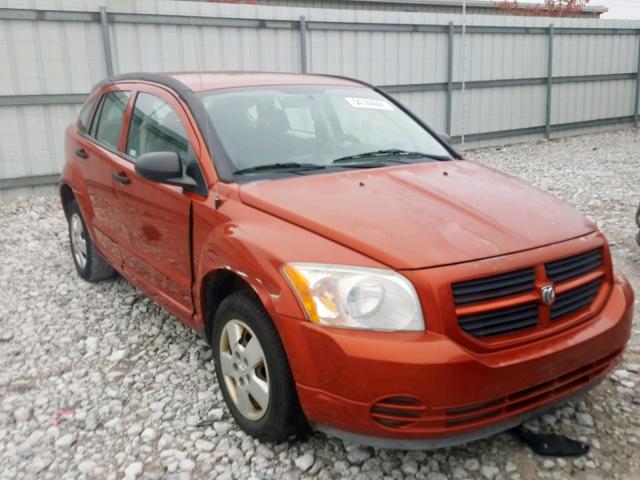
[135,151,197,190]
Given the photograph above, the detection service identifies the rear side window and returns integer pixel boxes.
[92,91,130,149]
[77,96,97,133]
[126,93,188,160]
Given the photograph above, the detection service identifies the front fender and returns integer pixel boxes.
[192,194,387,386]
[193,199,384,322]
[191,194,384,330]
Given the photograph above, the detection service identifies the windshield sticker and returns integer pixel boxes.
[345,97,394,111]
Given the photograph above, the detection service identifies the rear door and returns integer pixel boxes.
[74,86,132,267]
[109,86,197,320]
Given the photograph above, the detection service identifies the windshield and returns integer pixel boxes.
[200,85,452,176]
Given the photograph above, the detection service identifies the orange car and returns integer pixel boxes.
[60,72,633,449]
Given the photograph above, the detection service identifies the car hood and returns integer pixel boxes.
[238,160,595,269]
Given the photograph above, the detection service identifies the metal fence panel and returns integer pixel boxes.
[551,79,636,124]
[308,29,449,85]
[453,32,549,82]
[393,90,448,133]
[0,104,80,179]
[451,85,547,135]
[553,33,639,77]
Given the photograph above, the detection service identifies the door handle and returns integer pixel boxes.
[112,171,131,185]
[74,148,89,159]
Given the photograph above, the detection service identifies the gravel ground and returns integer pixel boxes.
[1,129,639,480]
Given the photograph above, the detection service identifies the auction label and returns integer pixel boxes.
[345,97,394,111]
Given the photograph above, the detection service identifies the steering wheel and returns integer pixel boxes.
[323,134,361,153]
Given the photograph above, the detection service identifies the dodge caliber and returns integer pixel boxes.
[60,72,634,449]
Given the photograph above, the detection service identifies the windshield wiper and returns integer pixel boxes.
[331,149,449,164]
[234,162,327,175]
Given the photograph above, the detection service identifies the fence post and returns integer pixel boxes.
[635,33,640,127]
[545,24,554,139]
[99,6,114,77]
[446,21,454,135]
[299,16,308,74]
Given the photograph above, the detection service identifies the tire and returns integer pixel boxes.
[212,290,307,442]
[67,200,115,282]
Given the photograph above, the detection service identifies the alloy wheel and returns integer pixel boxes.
[70,213,87,270]
[219,319,270,420]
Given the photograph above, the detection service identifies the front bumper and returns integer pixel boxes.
[280,276,633,449]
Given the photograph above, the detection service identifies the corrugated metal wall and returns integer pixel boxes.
[0,0,639,198]
[186,0,604,17]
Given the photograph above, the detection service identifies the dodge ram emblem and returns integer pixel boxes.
[540,284,556,306]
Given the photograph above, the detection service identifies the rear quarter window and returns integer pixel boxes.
[92,91,131,149]
[77,96,98,133]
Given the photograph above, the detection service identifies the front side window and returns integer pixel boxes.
[126,93,189,160]
[200,86,451,176]
[92,91,130,149]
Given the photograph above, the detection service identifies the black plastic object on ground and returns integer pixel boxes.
[512,425,590,457]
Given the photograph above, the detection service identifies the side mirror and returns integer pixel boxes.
[135,151,197,190]
[438,132,452,145]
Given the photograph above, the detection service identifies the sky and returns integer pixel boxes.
[597,0,640,19]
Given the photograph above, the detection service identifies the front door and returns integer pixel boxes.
[109,88,196,320]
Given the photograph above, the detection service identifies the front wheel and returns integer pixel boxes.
[67,200,115,282]
[212,291,307,442]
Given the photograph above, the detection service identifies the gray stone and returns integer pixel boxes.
[401,460,418,476]
[346,446,371,464]
[78,461,98,474]
[13,406,31,423]
[481,464,500,480]
[465,458,480,471]
[180,459,196,472]
[141,427,156,442]
[26,456,52,475]
[124,461,144,478]
[109,349,128,362]
[195,439,215,452]
[576,412,594,427]
[294,452,314,472]
[55,433,76,448]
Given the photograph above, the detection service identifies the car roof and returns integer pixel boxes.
[110,71,368,93]
[90,71,373,181]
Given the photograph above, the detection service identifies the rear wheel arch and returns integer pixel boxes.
[60,183,76,219]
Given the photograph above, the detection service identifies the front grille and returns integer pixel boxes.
[545,248,603,283]
[452,247,606,340]
[458,303,538,338]
[551,279,603,321]
[452,267,535,305]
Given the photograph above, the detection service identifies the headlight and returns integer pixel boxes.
[282,263,424,331]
